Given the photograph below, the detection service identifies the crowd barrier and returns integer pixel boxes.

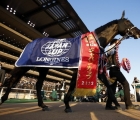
[1,84,139,102]
[0,87,51,99]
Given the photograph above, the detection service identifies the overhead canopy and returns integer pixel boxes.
[0,0,89,83]
[0,0,89,40]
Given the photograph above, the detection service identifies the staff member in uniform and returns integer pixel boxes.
[106,39,139,110]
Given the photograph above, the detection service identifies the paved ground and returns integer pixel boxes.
[0,101,140,120]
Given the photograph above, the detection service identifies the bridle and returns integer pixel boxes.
[89,25,136,55]
[83,25,136,74]
[126,26,136,37]
[105,25,136,53]
[86,34,127,55]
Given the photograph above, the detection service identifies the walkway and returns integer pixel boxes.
[0,102,140,120]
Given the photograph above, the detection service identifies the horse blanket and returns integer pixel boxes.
[15,36,81,68]
[15,32,100,96]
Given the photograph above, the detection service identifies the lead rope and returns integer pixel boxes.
[99,54,107,74]
[115,44,121,67]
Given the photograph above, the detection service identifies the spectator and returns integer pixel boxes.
[50,89,57,101]
[55,82,60,90]
[92,82,102,102]
[100,89,108,102]
[132,77,140,102]
[115,83,124,102]
[133,77,140,85]
[60,79,66,91]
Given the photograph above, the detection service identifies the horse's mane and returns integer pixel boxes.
[95,19,119,34]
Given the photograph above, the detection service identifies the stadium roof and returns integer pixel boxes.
[0,0,89,82]
[0,0,89,41]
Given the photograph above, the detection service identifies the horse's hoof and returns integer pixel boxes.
[64,108,72,113]
[42,106,49,111]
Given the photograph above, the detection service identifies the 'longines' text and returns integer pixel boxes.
[36,57,69,62]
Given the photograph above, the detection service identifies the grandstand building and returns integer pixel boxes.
[0,0,89,89]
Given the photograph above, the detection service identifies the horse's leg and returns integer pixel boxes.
[98,73,120,107]
[36,67,49,111]
[64,69,77,113]
[0,67,30,105]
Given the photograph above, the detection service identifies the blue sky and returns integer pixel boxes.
[68,0,140,93]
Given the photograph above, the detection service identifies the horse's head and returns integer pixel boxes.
[95,11,140,48]
[118,11,140,39]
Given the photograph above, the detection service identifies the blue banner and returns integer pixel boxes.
[15,36,81,68]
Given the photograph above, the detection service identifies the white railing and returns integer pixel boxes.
[0,87,52,99]
[131,83,140,102]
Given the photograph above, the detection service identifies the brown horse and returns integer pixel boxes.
[1,11,140,112]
